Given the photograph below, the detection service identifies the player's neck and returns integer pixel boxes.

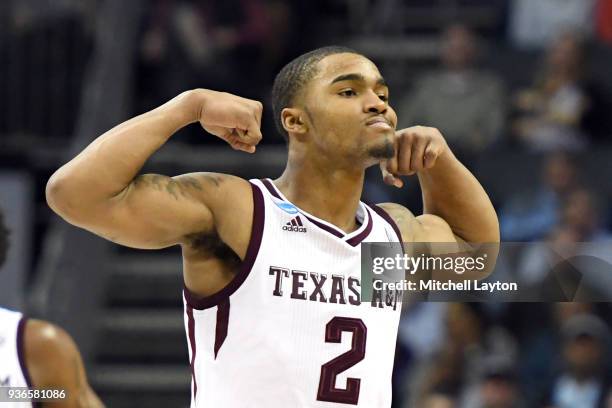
[275,155,364,234]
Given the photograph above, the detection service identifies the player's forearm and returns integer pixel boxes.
[46,90,201,216]
[418,150,499,243]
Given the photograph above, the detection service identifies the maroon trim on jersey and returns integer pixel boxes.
[261,178,344,238]
[16,317,34,389]
[260,178,282,199]
[261,178,376,243]
[186,305,198,401]
[370,204,404,245]
[345,207,373,247]
[183,182,265,310]
[303,215,345,238]
[214,299,230,359]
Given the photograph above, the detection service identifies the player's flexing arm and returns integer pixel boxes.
[46,89,262,259]
[24,320,104,408]
[379,126,500,245]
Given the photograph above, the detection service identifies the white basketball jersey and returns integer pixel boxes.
[183,179,404,408]
[0,307,33,407]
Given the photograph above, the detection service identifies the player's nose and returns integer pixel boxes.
[363,91,387,114]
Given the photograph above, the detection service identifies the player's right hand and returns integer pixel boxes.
[195,89,263,153]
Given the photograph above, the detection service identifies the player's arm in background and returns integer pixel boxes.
[45,89,262,257]
[379,126,500,246]
[24,320,104,408]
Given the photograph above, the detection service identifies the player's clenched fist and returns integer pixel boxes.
[187,89,263,153]
[380,126,448,188]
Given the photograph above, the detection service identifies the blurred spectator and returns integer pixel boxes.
[422,388,457,408]
[499,152,578,241]
[396,25,506,163]
[412,305,520,408]
[547,314,612,408]
[597,0,612,45]
[459,355,526,408]
[512,33,593,152]
[137,0,294,111]
[515,187,611,290]
[510,303,594,405]
[562,188,611,242]
[406,304,483,407]
[395,302,449,406]
[508,0,596,49]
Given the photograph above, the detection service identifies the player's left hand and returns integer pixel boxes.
[380,126,448,188]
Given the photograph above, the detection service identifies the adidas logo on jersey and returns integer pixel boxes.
[283,216,307,232]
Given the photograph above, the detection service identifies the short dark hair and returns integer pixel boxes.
[0,209,9,268]
[271,46,360,141]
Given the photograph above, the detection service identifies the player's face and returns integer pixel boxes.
[300,53,397,166]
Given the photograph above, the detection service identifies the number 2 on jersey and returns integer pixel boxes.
[316,317,367,405]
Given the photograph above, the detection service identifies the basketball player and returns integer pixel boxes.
[0,210,104,407]
[46,46,499,407]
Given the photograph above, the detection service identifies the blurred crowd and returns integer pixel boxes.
[2,1,612,408]
[396,302,612,408]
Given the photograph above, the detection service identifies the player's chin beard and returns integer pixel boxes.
[367,138,394,160]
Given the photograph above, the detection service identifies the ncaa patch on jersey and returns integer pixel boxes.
[275,201,299,214]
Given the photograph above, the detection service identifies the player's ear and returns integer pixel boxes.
[281,108,307,137]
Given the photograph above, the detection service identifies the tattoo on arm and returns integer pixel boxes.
[198,174,224,187]
[132,174,224,200]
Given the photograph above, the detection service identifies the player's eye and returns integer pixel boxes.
[378,94,389,102]
[338,89,357,97]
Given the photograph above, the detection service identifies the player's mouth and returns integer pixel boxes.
[365,116,392,130]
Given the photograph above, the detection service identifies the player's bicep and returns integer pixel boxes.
[81,173,222,249]
[106,173,216,248]
[377,202,421,242]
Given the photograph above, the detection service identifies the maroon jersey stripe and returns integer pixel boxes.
[260,178,282,199]
[302,215,345,238]
[345,208,374,247]
[370,204,404,246]
[186,305,198,400]
[214,299,230,358]
[183,182,265,310]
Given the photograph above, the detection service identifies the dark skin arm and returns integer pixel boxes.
[46,89,263,297]
[24,320,104,408]
[379,126,499,279]
[380,126,500,245]
[45,89,262,253]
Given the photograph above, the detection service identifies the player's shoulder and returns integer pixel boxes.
[24,319,78,364]
[177,172,254,209]
[24,319,88,389]
[375,202,417,241]
[179,172,259,256]
[376,202,454,242]
[375,202,416,226]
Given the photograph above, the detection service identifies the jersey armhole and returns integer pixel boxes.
[183,181,265,310]
[370,204,405,245]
